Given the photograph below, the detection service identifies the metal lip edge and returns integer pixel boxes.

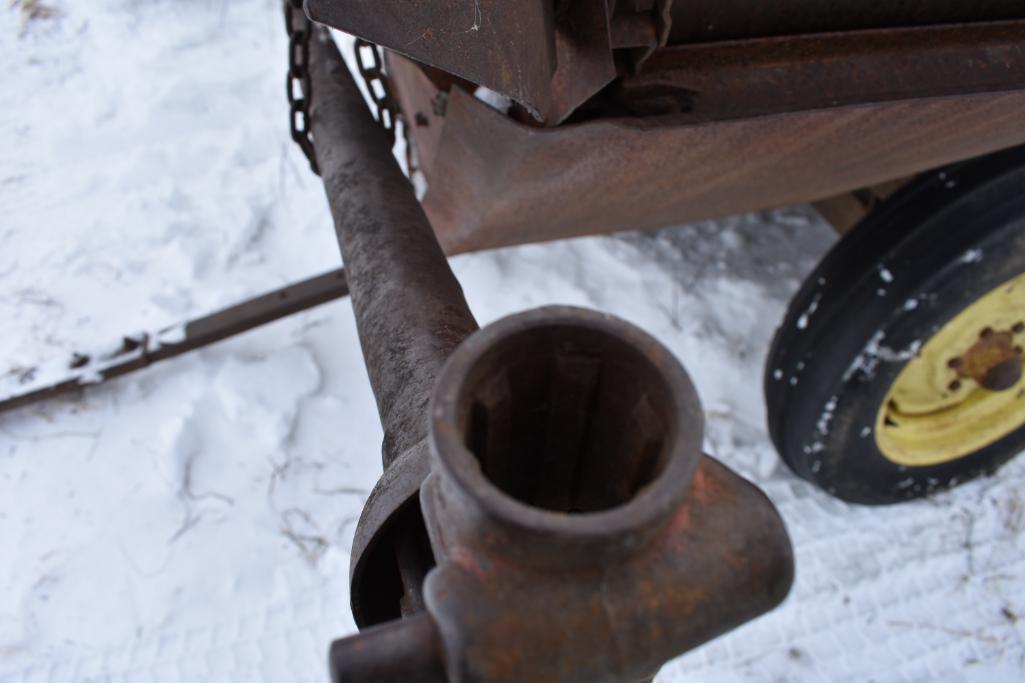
[428,304,705,543]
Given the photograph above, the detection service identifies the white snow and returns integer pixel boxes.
[844,332,922,382]
[844,330,888,381]
[3,2,1025,682]
[157,323,188,346]
[796,293,822,330]
[816,396,839,436]
[963,248,985,264]
[473,86,513,114]
[0,335,146,398]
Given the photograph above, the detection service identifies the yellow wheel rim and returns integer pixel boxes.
[876,272,1025,467]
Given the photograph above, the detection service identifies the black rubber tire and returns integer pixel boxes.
[765,144,1025,505]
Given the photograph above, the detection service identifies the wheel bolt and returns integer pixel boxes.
[1014,322,1025,334]
[981,327,994,339]
[948,380,962,391]
[947,357,962,369]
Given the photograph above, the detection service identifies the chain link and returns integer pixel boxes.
[353,38,398,148]
[354,38,419,177]
[284,0,319,175]
[283,3,418,178]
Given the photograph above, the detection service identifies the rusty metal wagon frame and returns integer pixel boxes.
[6,2,1025,681]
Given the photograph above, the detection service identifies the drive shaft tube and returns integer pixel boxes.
[307,25,478,468]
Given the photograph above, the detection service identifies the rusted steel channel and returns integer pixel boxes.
[305,26,793,683]
[398,18,1025,255]
[620,21,1025,121]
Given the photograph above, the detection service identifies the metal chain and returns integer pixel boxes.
[283,5,417,178]
[353,38,398,147]
[284,0,320,175]
[353,38,419,177]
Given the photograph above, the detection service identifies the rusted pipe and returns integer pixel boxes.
[307,26,478,468]
[427,307,703,570]
[304,20,472,643]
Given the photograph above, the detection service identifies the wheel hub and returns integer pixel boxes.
[951,327,1023,392]
[875,272,1025,467]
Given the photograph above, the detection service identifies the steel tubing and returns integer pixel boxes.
[306,26,478,468]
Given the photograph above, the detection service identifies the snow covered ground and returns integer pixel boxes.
[2,1,1024,681]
